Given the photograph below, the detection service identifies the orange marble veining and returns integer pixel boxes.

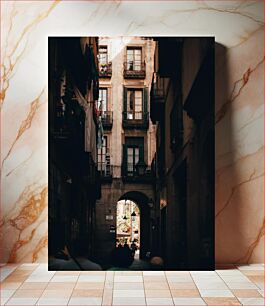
[215,56,264,124]
[234,219,265,264]
[32,234,48,263]
[0,1,59,106]
[2,89,44,167]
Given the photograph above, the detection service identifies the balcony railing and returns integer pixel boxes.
[123,61,146,79]
[101,111,113,129]
[97,163,113,182]
[150,74,165,123]
[122,111,149,129]
[122,163,154,183]
[99,62,112,78]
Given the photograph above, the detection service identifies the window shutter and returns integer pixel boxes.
[139,143,144,162]
[144,87,148,113]
[123,86,127,118]
[122,144,127,176]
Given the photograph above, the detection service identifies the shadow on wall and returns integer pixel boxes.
[214,42,262,264]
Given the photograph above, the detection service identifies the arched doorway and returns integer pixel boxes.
[116,200,140,258]
[117,191,151,259]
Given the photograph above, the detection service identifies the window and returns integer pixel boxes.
[124,137,144,176]
[127,89,143,119]
[126,47,142,71]
[97,88,108,113]
[97,136,108,173]
[99,46,108,65]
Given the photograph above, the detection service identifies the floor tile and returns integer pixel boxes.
[144,276,167,282]
[258,290,264,297]
[237,264,264,271]
[112,296,146,305]
[170,289,200,297]
[0,289,16,298]
[238,297,265,305]
[45,282,76,290]
[50,275,78,282]
[143,271,165,276]
[114,275,143,282]
[0,282,22,290]
[232,289,262,298]
[173,297,206,305]
[102,289,112,306]
[71,289,103,297]
[194,282,228,290]
[113,289,145,297]
[19,282,48,290]
[169,282,197,289]
[12,289,44,298]
[6,297,38,305]
[40,289,72,298]
[36,298,70,305]
[199,289,234,297]
[78,275,105,282]
[144,282,169,290]
[75,282,104,290]
[203,297,242,305]
[114,282,144,290]
[247,275,264,282]
[225,282,258,289]
[240,270,264,276]
[167,276,193,283]
[68,297,102,305]
[145,290,172,298]
[219,275,250,282]
[146,297,174,305]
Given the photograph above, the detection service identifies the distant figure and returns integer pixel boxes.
[130,241,137,257]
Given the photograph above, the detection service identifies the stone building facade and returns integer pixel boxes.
[48,37,101,261]
[151,38,215,270]
[95,37,156,265]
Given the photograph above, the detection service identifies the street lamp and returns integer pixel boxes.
[136,160,147,176]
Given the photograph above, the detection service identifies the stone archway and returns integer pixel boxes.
[118,191,151,259]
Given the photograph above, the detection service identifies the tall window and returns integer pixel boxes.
[126,47,142,71]
[124,137,144,176]
[97,136,108,173]
[99,46,108,65]
[97,88,108,113]
[127,89,142,119]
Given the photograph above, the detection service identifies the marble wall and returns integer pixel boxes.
[1,1,264,263]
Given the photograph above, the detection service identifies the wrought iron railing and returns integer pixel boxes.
[122,111,149,129]
[123,61,146,79]
[101,111,113,128]
[97,162,113,177]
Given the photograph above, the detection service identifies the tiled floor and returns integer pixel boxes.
[0,264,264,305]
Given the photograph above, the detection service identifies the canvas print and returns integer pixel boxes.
[48,36,214,271]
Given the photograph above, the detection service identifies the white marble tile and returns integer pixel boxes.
[78,275,105,282]
[6,297,38,305]
[50,275,78,282]
[146,297,174,305]
[114,276,143,283]
[199,289,234,297]
[173,297,206,305]
[36,298,70,305]
[226,282,258,289]
[68,297,102,305]
[238,297,265,305]
[112,297,146,305]
[113,282,144,290]
[113,290,145,297]
[0,290,16,298]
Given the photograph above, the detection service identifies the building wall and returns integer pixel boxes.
[95,37,156,263]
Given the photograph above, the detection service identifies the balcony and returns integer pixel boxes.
[150,74,165,123]
[101,111,113,129]
[122,164,154,183]
[98,163,113,183]
[123,61,146,79]
[99,62,112,78]
[122,111,149,129]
